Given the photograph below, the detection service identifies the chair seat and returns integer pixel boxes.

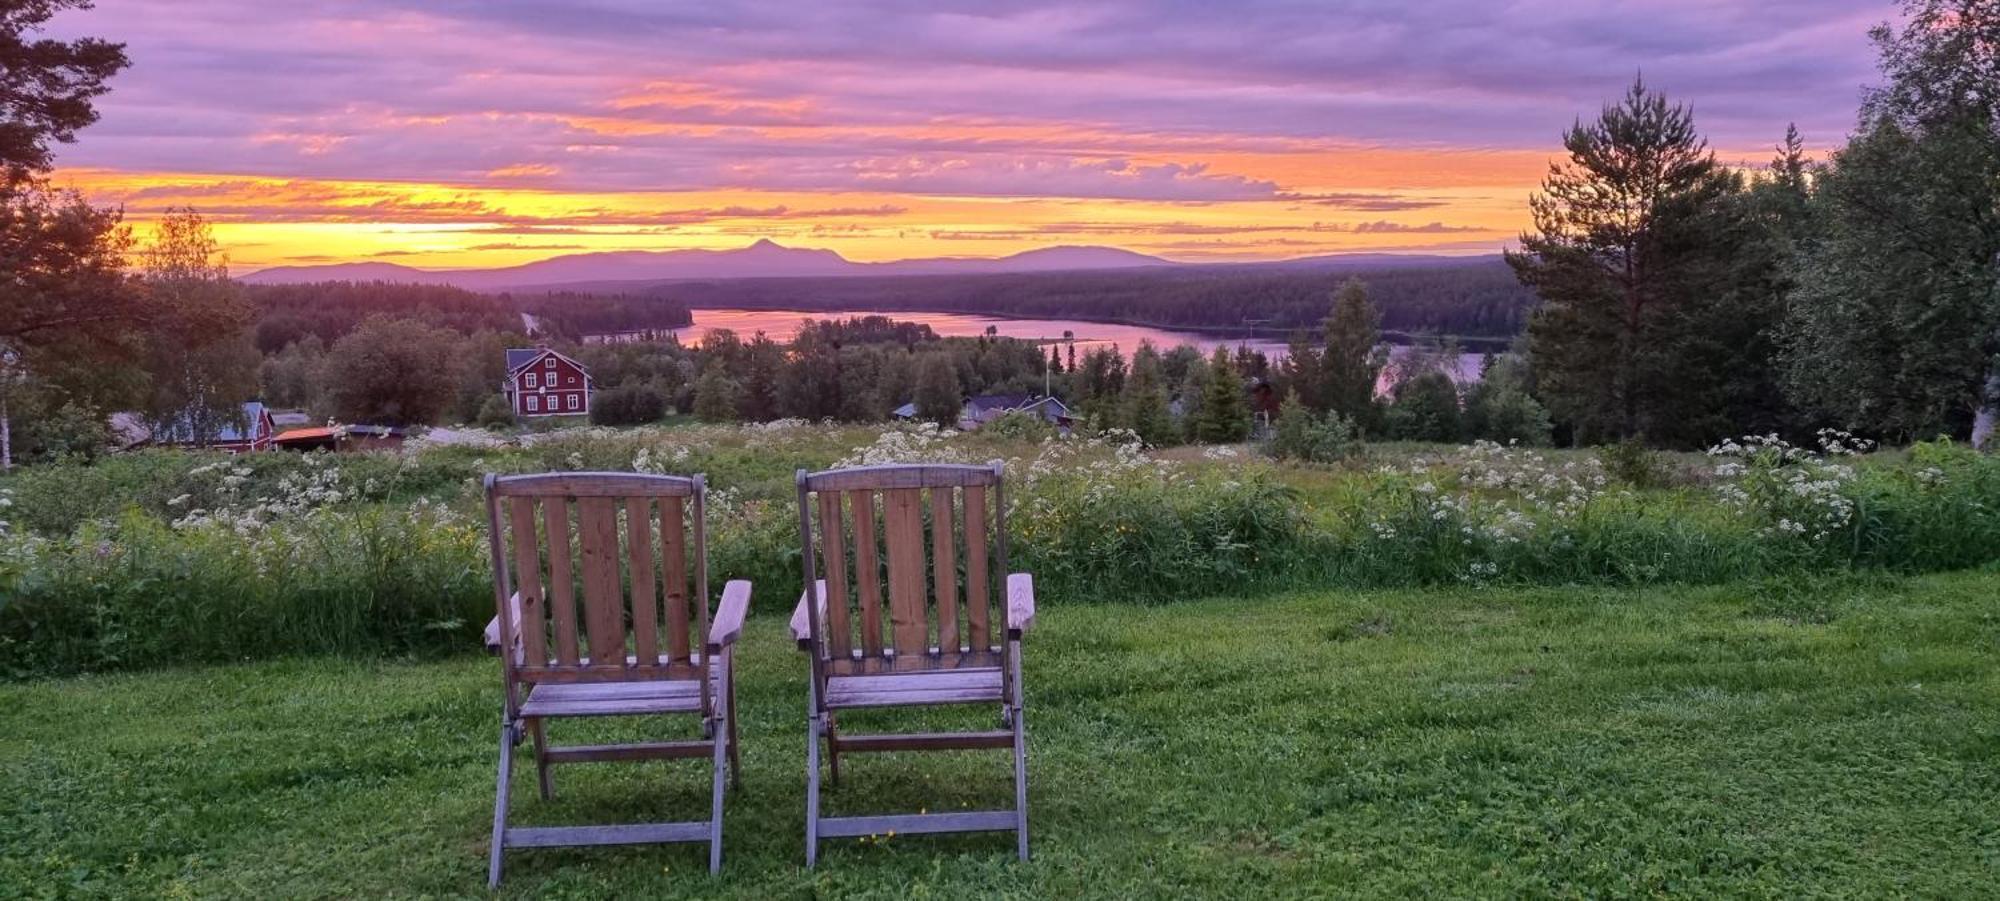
[825,668,1004,709]
[521,677,716,718]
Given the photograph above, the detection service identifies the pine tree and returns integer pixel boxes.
[1120,341,1177,446]
[1195,345,1250,443]
[1507,76,1736,444]
[1321,278,1387,426]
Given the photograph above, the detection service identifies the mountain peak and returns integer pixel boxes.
[240,239,1174,288]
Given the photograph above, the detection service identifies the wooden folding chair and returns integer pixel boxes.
[480,472,751,886]
[787,462,1037,866]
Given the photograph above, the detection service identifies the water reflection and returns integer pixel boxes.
[618,307,1487,385]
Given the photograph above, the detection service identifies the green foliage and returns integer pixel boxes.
[1596,437,1667,489]
[11,423,2000,676]
[1194,345,1250,443]
[588,381,667,426]
[321,317,459,426]
[1266,393,1362,463]
[1463,351,1552,446]
[913,352,962,426]
[1119,341,1178,446]
[691,360,737,423]
[474,394,515,429]
[1509,77,1747,446]
[1383,371,1462,442]
[1781,4,2000,441]
[0,0,129,188]
[1319,278,1387,424]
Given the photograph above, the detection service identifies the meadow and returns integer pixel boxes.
[3,423,2000,896]
[5,421,2000,677]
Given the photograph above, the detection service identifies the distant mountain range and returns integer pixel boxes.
[240,238,1494,291]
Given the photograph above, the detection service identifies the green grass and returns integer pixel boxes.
[5,571,1998,898]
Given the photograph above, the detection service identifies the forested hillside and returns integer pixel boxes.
[245,282,692,352]
[642,259,1535,341]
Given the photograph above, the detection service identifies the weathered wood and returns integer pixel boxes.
[792,580,826,644]
[883,488,927,655]
[824,668,1005,708]
[850,489,884,657]
[503,822,710,848]
[963,484,992,650]
[483,470,744,883]
[542,741,714,763]
[803,463,1001,492]
[1006,572,1036,633]
[541,497,580,666]
[707,579,752,648]
[823,648,1005,675]
[576,497,624,666]
[816,810,1017,839]
[659,496,690,662]
[930,488,960,652]
[817,490,852,659]
[515,659,706,683]
[833,730,1014,752]
[521,680,706,717]
[491,472,696,498]
[508,498,548,667]
[617,499,653,665]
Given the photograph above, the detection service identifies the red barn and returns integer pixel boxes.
[504,346,593,418]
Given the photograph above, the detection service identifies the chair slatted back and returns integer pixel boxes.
[486,473,710,685]
[797,463,1008,676]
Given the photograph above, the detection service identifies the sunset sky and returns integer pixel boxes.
[45,1,1892,272]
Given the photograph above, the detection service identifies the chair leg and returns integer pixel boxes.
[825,712,842,786]
[528,717,553,800]
[805,712,822,868]
[726,664,743,791]
[488,722,515,889]
[1011,703,1029,862]
[709,717,727,875]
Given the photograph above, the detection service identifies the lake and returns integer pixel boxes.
[607,307,1489,385]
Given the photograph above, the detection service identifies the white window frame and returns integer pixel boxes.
[568,393,580,411]
[526,395,539,412]
[545,358,556,369]
[524,372,537,388]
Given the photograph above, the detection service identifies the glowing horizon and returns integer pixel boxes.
[47,1,1890,272]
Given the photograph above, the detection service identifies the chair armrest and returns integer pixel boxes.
[483,592,525,655]
[790,579,827,647]
[1006,573,1036,635]
[707,580,752,649]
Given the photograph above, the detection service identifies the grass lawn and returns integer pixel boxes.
[4,571,1998,898]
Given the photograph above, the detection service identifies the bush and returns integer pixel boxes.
[590,382,668,426]
[1383,371,1461,442]
[474,393,515,429]
[1597,437,1667,489]
[1266,395,1362,463]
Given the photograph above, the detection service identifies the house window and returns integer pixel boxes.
[568,393,580,411]
[545,358,555,369]
[526,396,539,412]
[525,372,537,388]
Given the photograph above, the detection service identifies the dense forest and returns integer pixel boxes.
[246,283,692,353]
[642,259,1536,345]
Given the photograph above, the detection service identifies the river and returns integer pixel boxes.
[591,307,1489,385]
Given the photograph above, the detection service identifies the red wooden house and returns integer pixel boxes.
[503,346,593,418]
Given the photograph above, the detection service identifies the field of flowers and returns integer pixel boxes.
[4,421,1999,677]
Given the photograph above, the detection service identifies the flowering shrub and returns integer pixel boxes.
[6,421,2000,676]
